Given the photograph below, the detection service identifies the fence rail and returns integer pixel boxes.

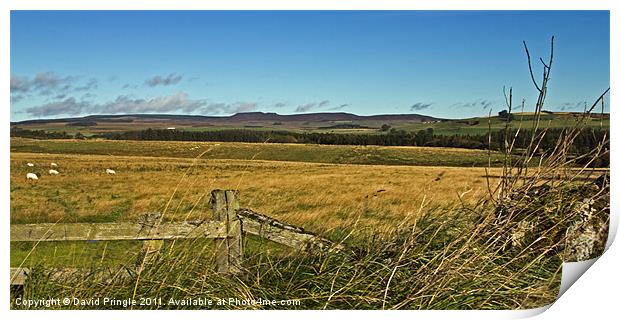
[237,208,344,253]
[10,189,342,288]
[10,220,226,242]
[11,267,135,286]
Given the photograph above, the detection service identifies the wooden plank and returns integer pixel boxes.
[10,220,226,242]
[237,209,345,253]
[11,267,135,286]
[10,267,29,286]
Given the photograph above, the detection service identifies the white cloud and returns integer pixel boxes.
[145,73,183,87]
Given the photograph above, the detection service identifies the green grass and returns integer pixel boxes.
[11,235,291,269]
[11,240,142,268]
[11,137,507,167]
[12,205,567,310]
[397,113,609,135]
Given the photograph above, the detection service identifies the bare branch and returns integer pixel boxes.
[539,57,549,70]
[586,87,610,114]
[548,36,554,71]
[502,86,511,109]
[523,41,542,93]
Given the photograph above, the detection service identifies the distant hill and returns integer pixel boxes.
[10,111,608,137]
[10,112,443,135]
[11,112,442,126]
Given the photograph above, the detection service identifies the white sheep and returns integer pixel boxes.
[49,169,59,175]
[26,173,38,181]
[27,163,34,167]
[106,169,116,175]
[51,163,58,167]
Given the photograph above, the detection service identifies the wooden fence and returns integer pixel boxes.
[10,189,341,287]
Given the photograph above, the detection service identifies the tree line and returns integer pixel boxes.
[11,126,608,166]
[10,128,75,139]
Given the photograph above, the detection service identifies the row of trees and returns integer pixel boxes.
[97,126,607,155]
[10,128,77,139]
[11,126,608,166]
[95,127,431,146]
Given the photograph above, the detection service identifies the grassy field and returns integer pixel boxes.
[399,112,609,135]
[10,138,505,270]
[10,151,500,230]
[12,137,596,310]
[11,136,594,310]
[11,137,507,167]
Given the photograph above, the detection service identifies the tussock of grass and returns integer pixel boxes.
[14,204,563,310]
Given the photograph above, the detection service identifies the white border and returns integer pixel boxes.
[1,1,616,320]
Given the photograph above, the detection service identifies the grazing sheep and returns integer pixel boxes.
[51,163,58,167]
[49,169,59,175]
[26,173,38,181]
[106,169,116,175]
[27,163,34,167]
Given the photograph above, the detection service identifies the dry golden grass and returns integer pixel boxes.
[11,151,501,233]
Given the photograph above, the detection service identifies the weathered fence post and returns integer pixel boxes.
[211,190,243,274]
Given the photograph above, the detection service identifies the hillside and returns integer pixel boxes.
[11,112,440,135]
[10,111,609,136]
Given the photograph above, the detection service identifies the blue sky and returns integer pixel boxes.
[10,10,610,121]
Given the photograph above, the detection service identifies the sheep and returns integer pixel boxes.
[27,163,34,167]
[49,169,59,175]
[51,163,58,167]
[106,169,116,175]
[26,173,38,181]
